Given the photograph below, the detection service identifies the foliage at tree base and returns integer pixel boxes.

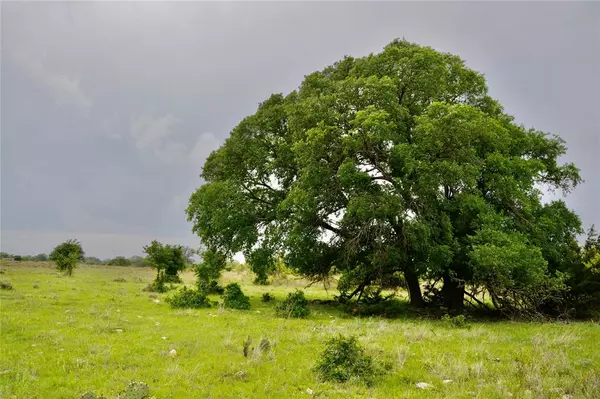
[198,280,224,295]
[275,290,310,318]
[163,274,182,284]
[165,287,213,309]
[314,335,378,385]
[222,283,251,310]
[341,299,412,318]
[142,279,171,293]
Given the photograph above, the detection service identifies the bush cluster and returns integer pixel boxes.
[275,290,310,318]
[314,335,377,385]
[199,280,224,295]
[222,283,251,310]
[166,287,212,309]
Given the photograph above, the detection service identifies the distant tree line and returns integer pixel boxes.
[1,247,195,269]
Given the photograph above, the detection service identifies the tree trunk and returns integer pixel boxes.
[404,269,425,307]
[442,274,465,313]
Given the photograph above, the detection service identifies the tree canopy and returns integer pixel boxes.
[187,39,585,314]
[50,239,85,276]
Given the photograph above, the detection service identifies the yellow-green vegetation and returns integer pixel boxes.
[1,261,599,398]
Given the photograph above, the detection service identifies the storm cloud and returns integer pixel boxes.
[1,1,598,258]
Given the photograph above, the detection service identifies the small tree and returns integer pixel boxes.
[50,239,84,276]
[195,248,227,293]
[143,240,186,285]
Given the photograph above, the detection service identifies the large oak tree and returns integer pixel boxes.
[187,40,581,312]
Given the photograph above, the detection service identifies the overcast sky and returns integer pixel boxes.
[1,1,598,259]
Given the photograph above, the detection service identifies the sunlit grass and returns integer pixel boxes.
[1,261,598,398]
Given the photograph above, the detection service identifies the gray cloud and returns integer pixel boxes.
[130,113,186,164]
[12,52,92,114]
[1,1,598,258]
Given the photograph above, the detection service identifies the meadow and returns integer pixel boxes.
[1,261,599,399]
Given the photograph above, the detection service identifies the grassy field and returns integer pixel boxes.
[1,261,599,399]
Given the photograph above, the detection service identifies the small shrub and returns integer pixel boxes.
[142,279,169,293]
[113,277,126,283]
[14,255,22,261]
[166,287,212,309]
[0,280,13,290]
[441,314,470,328]
[275,290,310,318]
[199,280,224,295]
[222,283,251,310]
[261,292,274,303]
[314,335,377,384]
[118,381,150,399]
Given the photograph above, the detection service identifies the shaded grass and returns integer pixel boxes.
[1,261,599,398]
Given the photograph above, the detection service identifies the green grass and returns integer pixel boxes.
[1,261,599,398]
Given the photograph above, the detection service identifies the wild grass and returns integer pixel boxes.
[1,261,599,398]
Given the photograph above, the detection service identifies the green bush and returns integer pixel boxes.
[222,283,251,310]
[166,287,212,309]
[199,280,224,295]
[275,290,310,318]
[261,292,274,303]
[0,280,13,290]
[118,381,150,399]
[142,278,170,293]
[441,314,470,328]
[314,335,377,384]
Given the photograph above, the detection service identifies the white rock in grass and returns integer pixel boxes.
[153,299,160,304]
[168,349,177,357]
[161,336,167,340]
[442,379,453,384]
[416,382,433,389]
[115,328,123,333]
[306,388,314,395]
